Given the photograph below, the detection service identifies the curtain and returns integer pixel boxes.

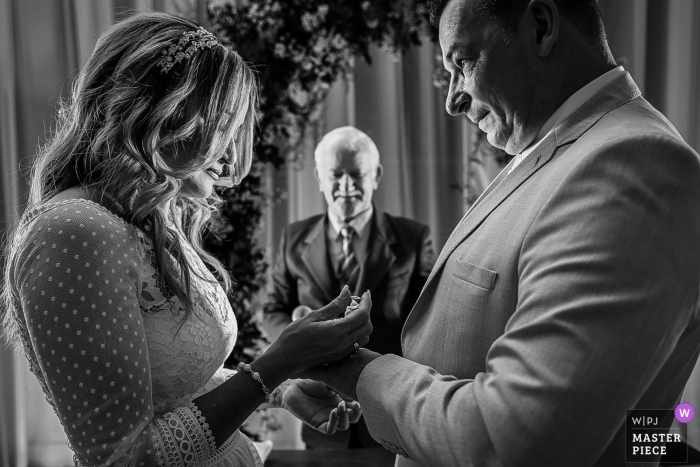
[1,1,84,463]
[1,0,699,463]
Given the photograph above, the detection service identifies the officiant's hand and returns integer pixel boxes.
[298,348,382,401]
[277,379,362,434]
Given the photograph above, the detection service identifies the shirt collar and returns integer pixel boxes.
[518,66,626,161]
[328,205,373,238]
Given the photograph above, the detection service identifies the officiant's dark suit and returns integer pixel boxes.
[264,208,434,356]
[262,126,435,449]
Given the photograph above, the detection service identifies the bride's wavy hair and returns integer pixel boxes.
[2,11,258,347]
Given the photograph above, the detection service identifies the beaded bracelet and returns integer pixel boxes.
[237,362,271,403]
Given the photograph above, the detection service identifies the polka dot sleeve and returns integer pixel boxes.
[13,205,216,467]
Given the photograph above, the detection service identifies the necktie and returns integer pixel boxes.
[338,224,359,291]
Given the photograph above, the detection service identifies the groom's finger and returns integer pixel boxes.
[337,401,350,431]
[325,408,339,434]
[347,401,362,424]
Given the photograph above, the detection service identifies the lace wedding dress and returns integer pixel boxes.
[6,198,263,466]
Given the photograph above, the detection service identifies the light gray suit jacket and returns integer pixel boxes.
[357,73,700,466]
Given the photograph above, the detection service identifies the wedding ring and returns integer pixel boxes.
[345,296,362,317]
[353,343,360,353]
[349,296,361,310]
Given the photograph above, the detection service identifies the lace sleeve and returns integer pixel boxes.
[13,205,216,466]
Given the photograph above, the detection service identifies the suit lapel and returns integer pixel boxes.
[425,134,558,287]
[554,72,640,147]
[462,156,514,218]
[422,72,642,291]
[419,157,515,290]
[356,209,396,295]
[300,215,336,303]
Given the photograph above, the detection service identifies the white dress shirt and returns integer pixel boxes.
[509,66,626,174]
[328,205,373,239]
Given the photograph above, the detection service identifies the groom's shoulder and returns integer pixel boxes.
[567,97,698,171]
[593,96,691,147]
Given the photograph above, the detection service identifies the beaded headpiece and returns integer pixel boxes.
[157,26,224,74]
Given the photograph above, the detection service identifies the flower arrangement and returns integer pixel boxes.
[203,0,433,368]
[209,0,433,166]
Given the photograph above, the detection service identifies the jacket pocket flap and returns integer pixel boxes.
[450,259,497,290]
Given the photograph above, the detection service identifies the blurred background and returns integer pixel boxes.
[1,0,699,465]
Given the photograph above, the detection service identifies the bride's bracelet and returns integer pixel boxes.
[237,362,271,403]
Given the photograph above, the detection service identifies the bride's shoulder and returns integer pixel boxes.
[23,187,141,242]
[45,185,91,203]
[12,189,147,279]
[45,186,120,214]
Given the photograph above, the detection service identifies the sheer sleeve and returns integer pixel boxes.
[13,204,216,466]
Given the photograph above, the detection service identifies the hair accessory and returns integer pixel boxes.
[237,362,271,403]
[157,26,224,74]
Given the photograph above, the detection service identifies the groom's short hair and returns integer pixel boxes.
[428,0,605,44]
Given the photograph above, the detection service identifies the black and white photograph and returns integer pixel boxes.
[1,0,700,466]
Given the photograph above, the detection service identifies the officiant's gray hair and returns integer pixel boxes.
[314,126,380,169]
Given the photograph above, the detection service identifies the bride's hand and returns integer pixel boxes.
[275,380,361,434]
[267,286,373,373]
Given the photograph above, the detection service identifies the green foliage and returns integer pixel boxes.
[210,0,433,165]
[204,0,433,367]
[205,162,269,366]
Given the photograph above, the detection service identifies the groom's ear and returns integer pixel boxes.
[525,0,559,58]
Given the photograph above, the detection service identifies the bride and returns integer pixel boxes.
[1,12,372,467]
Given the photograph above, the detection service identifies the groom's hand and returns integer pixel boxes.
[298,348,381,401]
[280,380,361,434]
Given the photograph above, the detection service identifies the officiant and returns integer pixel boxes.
[262,126,435,449]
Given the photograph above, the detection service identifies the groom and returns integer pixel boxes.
[305,0,700,465]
